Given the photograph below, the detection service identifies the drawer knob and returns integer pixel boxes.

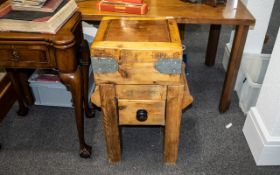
[136,109,148,122]
[12,50,20,61]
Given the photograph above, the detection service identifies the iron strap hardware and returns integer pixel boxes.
[91,57,118,73]
[155,59,182,74]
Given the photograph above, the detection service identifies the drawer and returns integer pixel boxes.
[116,85,167,100]
[118,99,165,125]
[0,44,55,68]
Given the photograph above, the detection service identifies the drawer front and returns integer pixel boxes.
[116,85,167,100]
[0,44,55,68]
[118,99,165,125]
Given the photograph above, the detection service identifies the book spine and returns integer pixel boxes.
[97,1,148,15]
[103,0,144,4]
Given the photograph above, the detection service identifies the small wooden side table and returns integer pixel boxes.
[0,12,94,158]
[91,17,193,164]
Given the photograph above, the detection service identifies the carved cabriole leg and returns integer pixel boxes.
[99,84,121,162]
[56,41,92,158]
[5,68,29,116]
[219,25,249,113]
[205,24,221,66]
[59,67,92,158]
[80,40,95,118]
[164,84,184,165]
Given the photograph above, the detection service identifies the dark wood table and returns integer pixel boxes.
[0,12,93,158]
[78,0,255,112]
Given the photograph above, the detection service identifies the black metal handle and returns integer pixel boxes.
[136,109,148,122]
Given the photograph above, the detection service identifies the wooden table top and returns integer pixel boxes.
[78,0,255,25]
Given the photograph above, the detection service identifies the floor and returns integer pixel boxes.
[1,1,280,174]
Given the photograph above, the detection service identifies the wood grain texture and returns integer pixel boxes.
[104,19,170,42]
[164,84,184,164]
[78,0,255,25]
[91,18,182,85]
[94,63,181,85]
[91,85,101,107]
[219,25,249,112]
[118,99,165,125]
[116,85,167,100]
[181,65,193,109]
[99,84,121,162]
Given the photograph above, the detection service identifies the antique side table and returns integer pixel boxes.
[0,12,94,158]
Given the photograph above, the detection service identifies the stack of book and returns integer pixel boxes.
[0,0,77,34]
[97,0,148,15]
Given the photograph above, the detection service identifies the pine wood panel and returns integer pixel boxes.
[91,17,182,85]
[94,62,181,85]
[164,84,185,164]
[99,84,121,162]
[116,85,166,100]
[104,19,170,42]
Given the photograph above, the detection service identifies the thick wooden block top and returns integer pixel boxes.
[92,17,181,50]
[104,19,170,42]
[91,17,183,85]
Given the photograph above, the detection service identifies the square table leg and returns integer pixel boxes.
[164,84,184,164]
[205,24,222,66]
[219,25,249,112]
[99,84,121,162]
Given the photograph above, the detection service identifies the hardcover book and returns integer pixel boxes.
[0,0,77,34]
[104,0,144,4]
[11,0,63,12]
[97,0,148,15]
[12,0,48,8]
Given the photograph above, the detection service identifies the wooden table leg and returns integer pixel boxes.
[219,25,249,113]
[164,84,184,164]
[99,84,121,162]
[80,40,95,118]
[18,69,34,106]
[205,24,221,66]
[59,67,92,158]
[5,68,29,116]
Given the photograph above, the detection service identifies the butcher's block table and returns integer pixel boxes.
[91,17,193,164]
[78,0,255,112]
